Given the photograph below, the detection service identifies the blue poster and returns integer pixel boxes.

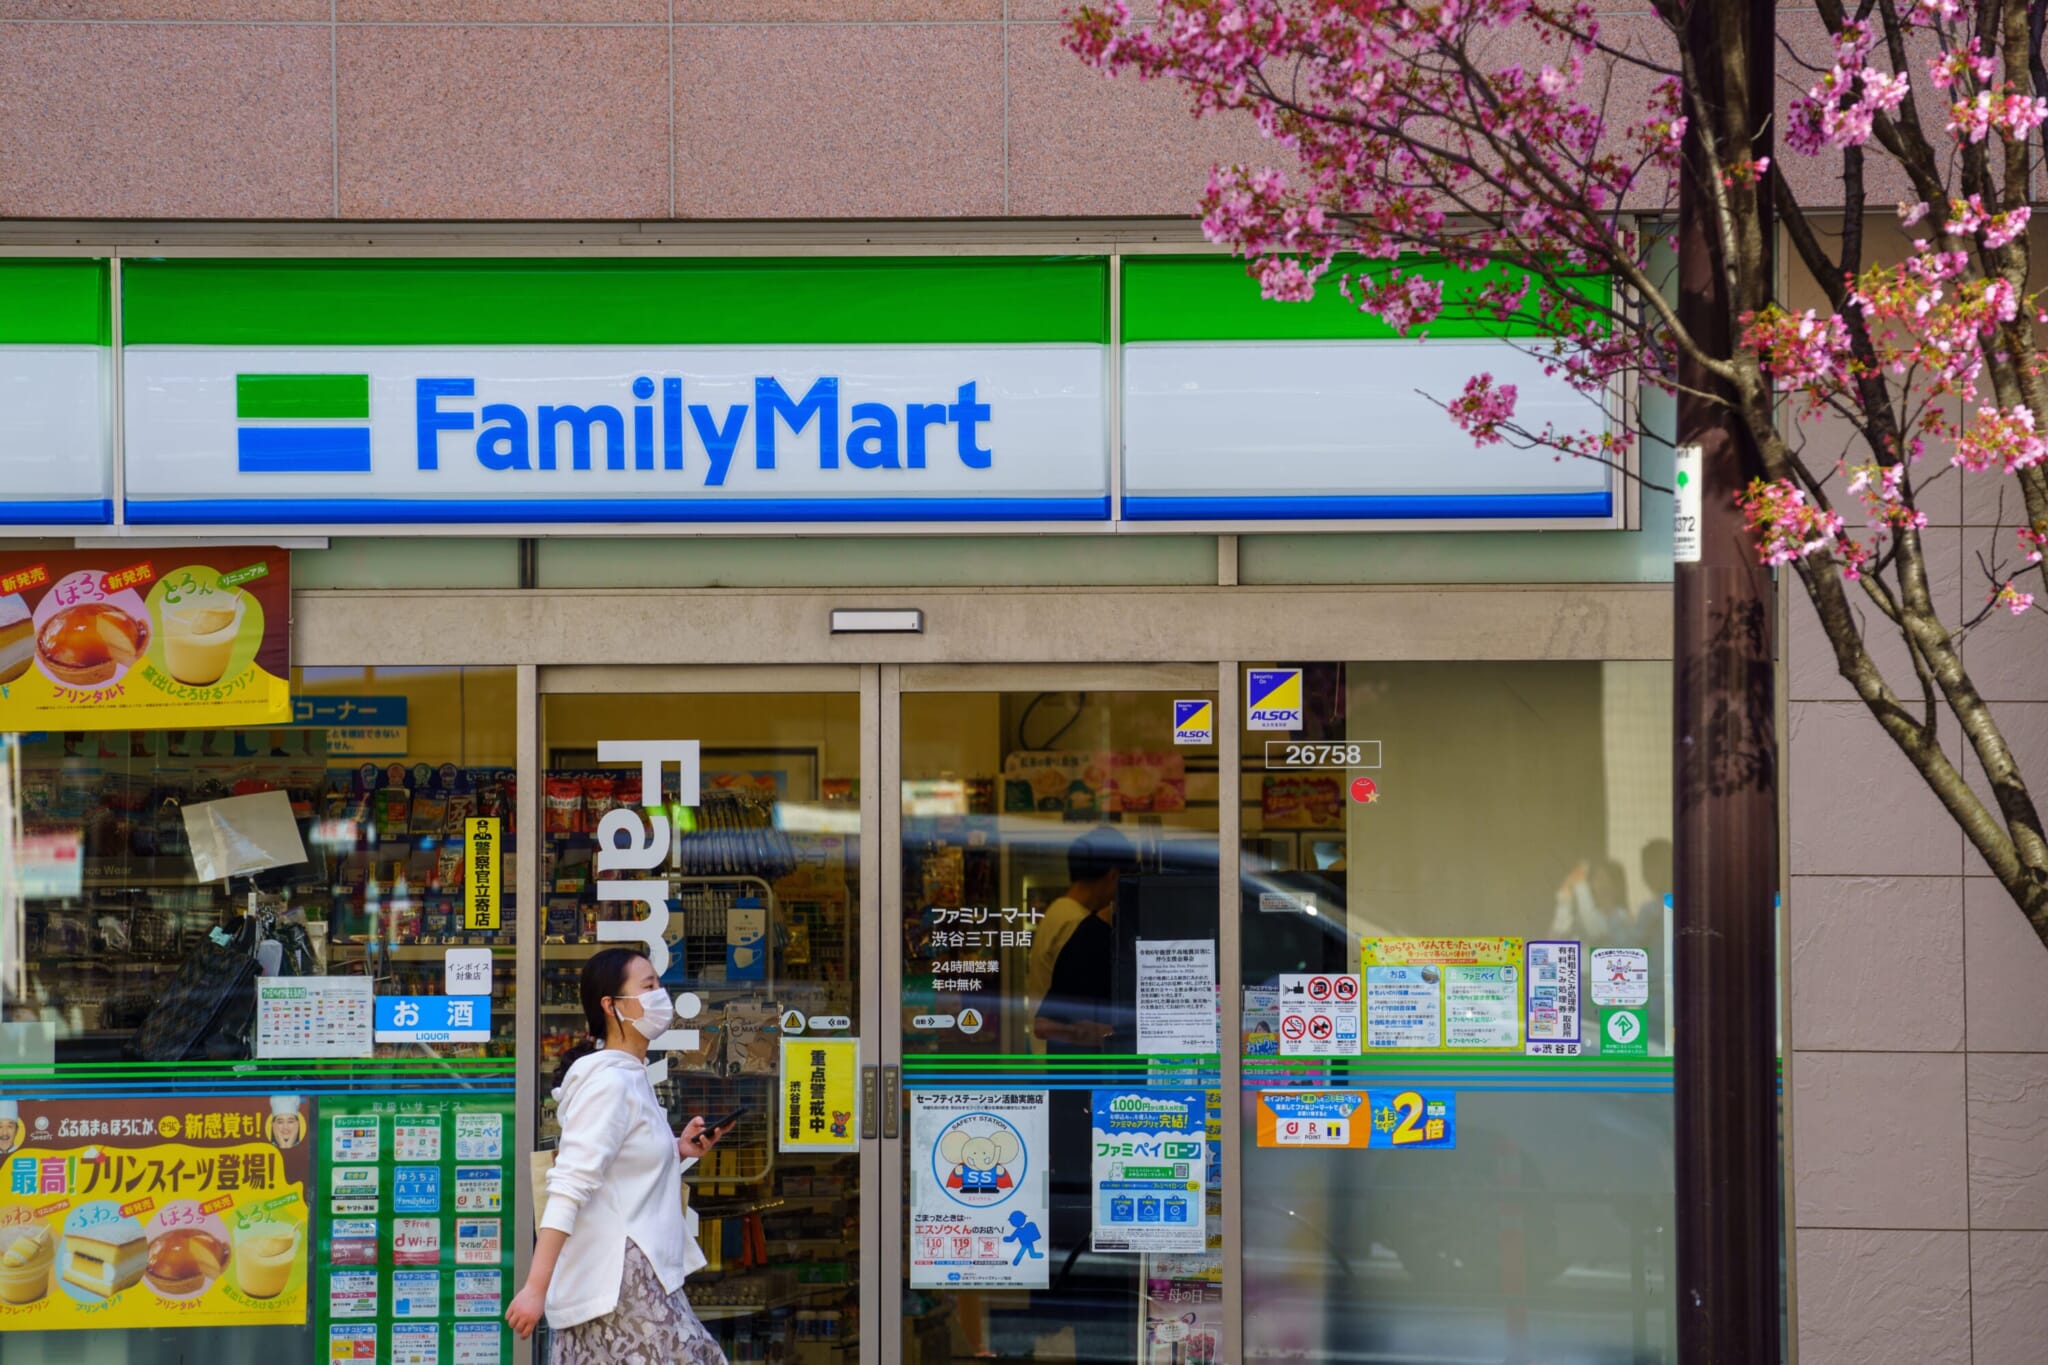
[1090,1089,1206,1254]
[374,994,491,1044]
[393,1164,441,1213]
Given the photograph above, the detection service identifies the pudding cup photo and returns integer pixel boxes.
[0,1224,54,1304]
[229,1220,298,1299]
[161,592,245,687]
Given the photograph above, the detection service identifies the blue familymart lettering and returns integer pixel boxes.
[415,375,995,487]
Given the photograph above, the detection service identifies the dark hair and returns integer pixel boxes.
[550,946,648,1089]
[1068,825,1139,886]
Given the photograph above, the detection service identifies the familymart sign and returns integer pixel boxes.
[129,350,1102,523]
[4,254,1619,529]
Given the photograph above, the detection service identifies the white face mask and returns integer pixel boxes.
[617,988,675,1041]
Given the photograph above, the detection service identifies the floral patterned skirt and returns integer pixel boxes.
[553,1242,727,1365]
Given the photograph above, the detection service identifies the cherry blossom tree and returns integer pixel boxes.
[1068,0,2048,949]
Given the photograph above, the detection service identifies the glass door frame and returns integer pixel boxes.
[876,662,1244,1365]
[520,663,884,1365]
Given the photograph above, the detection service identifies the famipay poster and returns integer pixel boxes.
[1359,936,1525,1052]
[315,1096,515,1365]
[0,548,291,730]
[0,1095,313,1330]
[1090,1090,1206,1255]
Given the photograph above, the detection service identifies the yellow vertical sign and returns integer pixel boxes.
[779,1037,860,1153]
[464,817,500,930]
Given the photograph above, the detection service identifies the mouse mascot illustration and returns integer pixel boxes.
[940,1121,1020,1195]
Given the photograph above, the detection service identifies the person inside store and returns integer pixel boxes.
[1025,824,1139,1053]
[1031,830,1142,1361]
[506,947,735,1362]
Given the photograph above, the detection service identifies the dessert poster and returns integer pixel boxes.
[0,548,291,731]
[0,1094,314,1330]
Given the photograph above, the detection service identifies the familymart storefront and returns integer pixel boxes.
[1,245,1679,1365]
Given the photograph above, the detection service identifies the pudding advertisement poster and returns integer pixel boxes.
[0,1095,314,1329]
[0,548,291,730]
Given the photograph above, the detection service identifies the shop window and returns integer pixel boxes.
[0,666,515,1365]
[1238,660,1675,1361]
[2,666,517,1066]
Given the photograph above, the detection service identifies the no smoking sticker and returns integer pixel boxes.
[1278,974,1361,1057]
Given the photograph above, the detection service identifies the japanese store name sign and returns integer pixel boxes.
[0,548,290,731]
[0,1095,313,1330]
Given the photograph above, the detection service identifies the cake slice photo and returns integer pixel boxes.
[58,1206,147,1301]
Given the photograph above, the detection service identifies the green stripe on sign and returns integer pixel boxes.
[124,257,1109,347]
[1121,255,1610,342]
[0,258,110,345]
[236,372,370,419]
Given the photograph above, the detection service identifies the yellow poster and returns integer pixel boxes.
[0,550,291,730]
[465,817,501,929]
[1359,936,1525,1052]
[779,1037,860,1153]
[0,1095,312,1330]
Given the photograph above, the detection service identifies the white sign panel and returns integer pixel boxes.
[0,348,111,523]
[257,976,375,1059]
[1122,339,1613,520]
[122,346,1109,523]
[1524,939,1582,1056]
[444,948,495,997]
[1135,939,1218,1055]
[910,1091,1050,1289]
[1590,946,1650,1007]
[1277,974,1362,1057]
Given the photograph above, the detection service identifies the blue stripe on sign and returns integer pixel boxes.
[124,495,1114,525]
[236,426,373,473]
[1120,491,1615,521]
[0,498,112,525]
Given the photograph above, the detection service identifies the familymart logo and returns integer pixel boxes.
[235,373,371,473]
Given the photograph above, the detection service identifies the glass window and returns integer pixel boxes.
[0,665,517,1365]
[1239,661,1674,1361]
[900,687,1222,1363]
[536,689,863,1365]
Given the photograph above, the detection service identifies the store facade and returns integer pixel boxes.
[2,244,1689,1364]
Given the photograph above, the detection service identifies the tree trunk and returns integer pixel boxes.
[1673,0,1783,1359]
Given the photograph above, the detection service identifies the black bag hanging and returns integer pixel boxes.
[127,914,263,1062]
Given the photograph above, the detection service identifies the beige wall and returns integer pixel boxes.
[1783,223,2048,1363]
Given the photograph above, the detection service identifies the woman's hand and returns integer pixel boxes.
[506,1283,545,1340]
[678,1115,727,1160]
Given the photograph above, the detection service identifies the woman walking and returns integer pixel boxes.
[506,947,732,1362]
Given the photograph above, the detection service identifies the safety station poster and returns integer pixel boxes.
[909,1091,1049,1289]
[0,1094,313,1329]
[0,548,291,730]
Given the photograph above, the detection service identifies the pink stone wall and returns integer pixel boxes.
[0,4,1281,220]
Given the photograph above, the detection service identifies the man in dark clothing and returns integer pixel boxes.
[1030,870,1137,1359]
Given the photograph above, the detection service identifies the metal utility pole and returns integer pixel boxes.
[1673,0,1782,1359]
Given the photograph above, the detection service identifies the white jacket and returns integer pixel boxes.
[541,1049,706,1328]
